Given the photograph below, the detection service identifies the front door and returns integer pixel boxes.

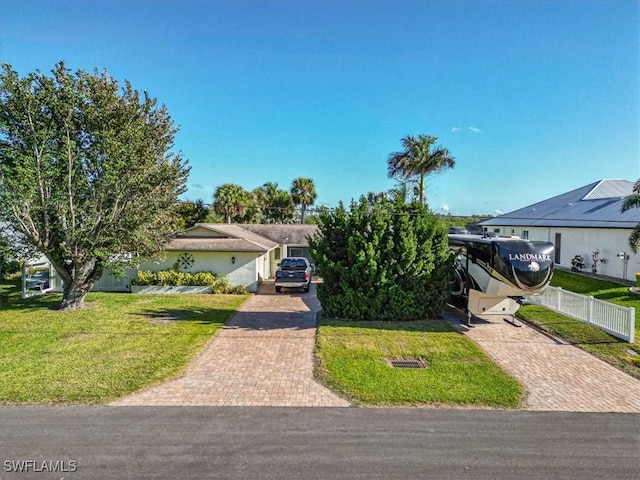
[554,233,561,264]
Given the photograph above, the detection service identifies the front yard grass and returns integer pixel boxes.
[517,270,640,380]
[315,318,523,408]
[0,278,248,404]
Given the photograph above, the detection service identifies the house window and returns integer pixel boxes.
[274,247,281,260]
[522,230,529,240]
[493,228,500,234]
[510,229,515,236]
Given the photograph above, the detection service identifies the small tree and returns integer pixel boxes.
[309,197,452,321]
[0,62,189,310]
[175,199,209,230]
[621,179,640,253]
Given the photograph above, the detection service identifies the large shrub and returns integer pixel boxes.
[309,197,453,321]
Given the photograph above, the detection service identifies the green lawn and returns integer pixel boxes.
[518,269,640,379]
[316,318,523,408]
[0,278,248,404]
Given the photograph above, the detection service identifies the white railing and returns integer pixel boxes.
[529,286,635,343]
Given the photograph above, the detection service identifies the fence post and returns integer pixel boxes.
[588,296,594,325]
[557,287,562,312]
[629,307,635,344]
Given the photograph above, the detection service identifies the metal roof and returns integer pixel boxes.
[480,179,640,229]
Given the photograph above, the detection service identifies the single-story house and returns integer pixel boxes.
[91,223,319,293]
[479,179,640,282]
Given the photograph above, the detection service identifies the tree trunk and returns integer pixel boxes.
[56,260,104,311]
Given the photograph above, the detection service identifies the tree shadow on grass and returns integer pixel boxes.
[135,307,238,325]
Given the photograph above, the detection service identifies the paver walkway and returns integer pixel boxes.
[443,308,640,413]
[111,283,349,407]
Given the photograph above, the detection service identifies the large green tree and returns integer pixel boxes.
[290,177,317,224]
[213,183,250,223]
[0,62,189,310]
[309,197,452,321]
[621,178,640,253]
[387,134,455,204]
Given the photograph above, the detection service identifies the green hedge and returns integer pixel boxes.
[131,270,247,294]
[636,272,640,288]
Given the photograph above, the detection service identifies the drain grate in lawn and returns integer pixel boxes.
[387,358,427,369]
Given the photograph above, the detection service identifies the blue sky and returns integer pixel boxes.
[2,0,639,215]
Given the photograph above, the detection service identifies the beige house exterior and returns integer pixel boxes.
[86,223,320,293]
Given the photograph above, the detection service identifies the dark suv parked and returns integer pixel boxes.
[275,257,311,293]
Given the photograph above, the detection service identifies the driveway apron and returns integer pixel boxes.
[111,283,349,407]
[444,308,640,413]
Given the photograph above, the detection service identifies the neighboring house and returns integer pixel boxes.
[88,223,318,293]
[479,179,640,282]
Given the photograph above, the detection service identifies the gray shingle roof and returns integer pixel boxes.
[236,224,319,246]
[167,224,279,252]
[165,237,272,252]
[480,179,640,229]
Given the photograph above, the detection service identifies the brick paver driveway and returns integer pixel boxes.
[111,282,349,407]
[112,285,640,412]
[444,308,640,413]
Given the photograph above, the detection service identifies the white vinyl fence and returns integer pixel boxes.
[529,286,635,343]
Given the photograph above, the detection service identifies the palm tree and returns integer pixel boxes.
[252,182,280,223]
[269,190,295,223]
[387,134,455,204]
[621,179,640,253]
[290,177,317,224]
[213,183,250,224]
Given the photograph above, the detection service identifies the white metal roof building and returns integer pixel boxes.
[479,179,640,281]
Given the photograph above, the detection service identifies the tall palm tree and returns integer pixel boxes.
[213,183,250,224]
[387,134,455,204]
[621,178,640,253]
[290,177,317,224]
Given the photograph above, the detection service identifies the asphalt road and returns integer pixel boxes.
[1,407,638,480]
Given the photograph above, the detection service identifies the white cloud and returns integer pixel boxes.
[495,209,504,216]
[451,126,482,133]
[440,203,450,212]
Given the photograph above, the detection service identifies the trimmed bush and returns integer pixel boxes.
[132,270,238,293]
[636,272,640,288]
[309,197,453,321]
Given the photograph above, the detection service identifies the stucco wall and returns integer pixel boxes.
[487,225,639,281]
[139,251,264,292]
